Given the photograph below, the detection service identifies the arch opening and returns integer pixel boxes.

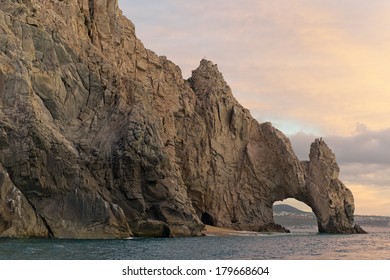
[273,198,316,232]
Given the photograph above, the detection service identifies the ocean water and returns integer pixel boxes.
[0,227,389,260]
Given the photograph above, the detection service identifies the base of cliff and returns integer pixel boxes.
[353,225,368,234]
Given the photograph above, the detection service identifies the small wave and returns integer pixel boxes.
[123,236,134,240]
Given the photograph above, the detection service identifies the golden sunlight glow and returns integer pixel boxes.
[347,184,390,216]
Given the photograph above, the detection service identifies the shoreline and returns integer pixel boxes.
[203,225,260,236]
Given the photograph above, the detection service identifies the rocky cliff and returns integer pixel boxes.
[0,0,364,238]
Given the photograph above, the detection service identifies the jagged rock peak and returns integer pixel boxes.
[191,59,224,81]
[309,138,340,179]
[189,59,232,97]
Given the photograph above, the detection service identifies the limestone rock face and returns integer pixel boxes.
[0,163,49,237]
[303,139,365,233]
[0,0,364,238]
[182,61,306,231]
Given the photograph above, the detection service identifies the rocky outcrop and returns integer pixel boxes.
[182,61,364,234]
[0,163,49,237]
[0,0,364,238]
[303,139,366,233]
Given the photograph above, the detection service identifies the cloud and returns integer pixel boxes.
[329,128,390,165]
[289,127,390,165]
[341,163,390,188]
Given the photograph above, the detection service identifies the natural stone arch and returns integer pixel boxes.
[267,139,365,234]
[168,60,364,235]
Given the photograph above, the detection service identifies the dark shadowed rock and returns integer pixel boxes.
[0,0,364,238]
[0,163,49,237]
[353,224,368,234]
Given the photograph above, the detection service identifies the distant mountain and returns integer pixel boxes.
[273,204,390,229]
[273,204,310,214]
[273,204,316,228]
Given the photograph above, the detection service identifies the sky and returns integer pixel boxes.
[118,0,390,216]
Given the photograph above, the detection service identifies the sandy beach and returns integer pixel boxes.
[203,225,259,236]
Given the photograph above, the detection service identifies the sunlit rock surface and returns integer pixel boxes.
[0,0,364,238]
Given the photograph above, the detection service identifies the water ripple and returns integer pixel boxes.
[0,227,389,260]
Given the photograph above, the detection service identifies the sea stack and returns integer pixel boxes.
[0,0,365,238]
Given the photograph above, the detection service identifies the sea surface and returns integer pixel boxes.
[0,227,389,260]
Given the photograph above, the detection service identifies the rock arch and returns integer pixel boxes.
[268,139,365,234]
[184,60,364,235]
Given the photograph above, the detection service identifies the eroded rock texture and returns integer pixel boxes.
[0,0,364,238]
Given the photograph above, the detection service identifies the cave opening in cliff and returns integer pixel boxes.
[272,198,315,232]
[201,212,215,226]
